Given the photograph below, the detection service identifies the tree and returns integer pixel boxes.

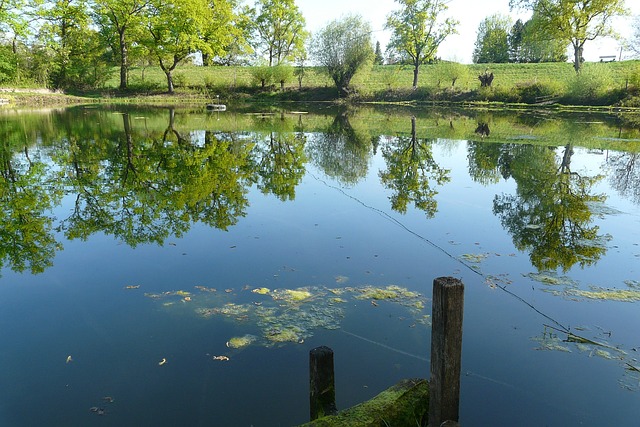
[144,0,216,93]
[518,17,567,62]
[386,0,457,88]
[310,14,373,97]
[627,15,640,58]
[94,0,150,91]
[374,41,384,65]
[510,0,628,72]
[508,19,525,62]
[201,0,249,66]
[473,14,511,64]
[250,0,308,66]
[37,0,110,89]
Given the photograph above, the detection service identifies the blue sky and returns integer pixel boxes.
[296,0,640,63]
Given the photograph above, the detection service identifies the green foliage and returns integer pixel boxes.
[270,64,293,90]
[145,0,218,93]
[374,41,384,65]
[310,15,374,97]
[250,65,273,88]
[433,61,470,87]
[473,14,512,63]
[250,0,308,66]
[514,80,562,103]
[565,64,613,104]
[0,45,17,84]
[510,0,628,72]
[385,0,457,88]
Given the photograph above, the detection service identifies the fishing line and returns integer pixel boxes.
[311,172,569,332]
[341,329,428,362]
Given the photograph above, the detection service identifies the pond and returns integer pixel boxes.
[0,104,639,426]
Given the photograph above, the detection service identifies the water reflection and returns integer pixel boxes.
[481,142,608,271]
[0,106,638,277]
[379,116,450,217]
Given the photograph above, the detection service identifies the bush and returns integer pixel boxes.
[271,64,293,91]
[250,65,273,89]
[433,61,470,88]
[515,80,562,103]
[565,64,613,104]
[172,72,187,88]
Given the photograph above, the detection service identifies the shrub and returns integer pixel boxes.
[271,64,293,91]
[565,64,613,104]
[250,65,273,89]
[515,80,562,103]
[433,61,470,88]
[172,72,187,88]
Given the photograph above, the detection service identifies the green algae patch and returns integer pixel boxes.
[355,285,420,301]
[152,284,429,349]
[299,378,428,427]
[459,253,489,263]
[282,289,313,302]
[525,272,576,286]
[265,326,305,344]
[226,334,257,349]
[569,287,640,302]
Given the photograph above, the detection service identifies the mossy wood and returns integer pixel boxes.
[300,378,429,427]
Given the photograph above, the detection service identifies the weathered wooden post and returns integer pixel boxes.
[429,277,464,427]
[309,346,337,420]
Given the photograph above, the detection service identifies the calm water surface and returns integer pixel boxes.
[0,106,639,426]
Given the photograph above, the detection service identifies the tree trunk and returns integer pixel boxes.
[119,28,128,91]
[412,65,419,89]
[166,71,174,94]
[573,42,583,73]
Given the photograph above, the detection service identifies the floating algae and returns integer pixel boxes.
[531,333,571,352]
[459,253,489,263]
[152,284,429,349]
[568,286,640,302]
[271,288,313,302]
[525,272,576,286]
[226,334,258,349]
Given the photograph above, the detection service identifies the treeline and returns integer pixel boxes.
[0,0,307,93]
[0,0,636,96]
[473,15,567,64]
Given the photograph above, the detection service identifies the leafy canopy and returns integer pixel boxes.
[386,0,457,87]
[510,0,628,72]
[310,14,373,97]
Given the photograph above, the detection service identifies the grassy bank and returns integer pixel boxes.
[95,60,640,107]
[3,60,640,108]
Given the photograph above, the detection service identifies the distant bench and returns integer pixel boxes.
[599,55,616,62]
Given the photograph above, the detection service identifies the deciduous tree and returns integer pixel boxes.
[250,0,307,66]
[510,0,628,72]
[144,0,217,93]
[473,14,511,64]
[310,14,373,97]
[386,0,457,88]
[94,0,150,90]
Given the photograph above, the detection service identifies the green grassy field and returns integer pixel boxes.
[96,61,640,107]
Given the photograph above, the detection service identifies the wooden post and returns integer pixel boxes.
[429,277,464,427]
[309,346,337,420]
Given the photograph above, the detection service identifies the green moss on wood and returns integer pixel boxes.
[299,378,429,427]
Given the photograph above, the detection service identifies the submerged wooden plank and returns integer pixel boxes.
[300,378,428,427]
